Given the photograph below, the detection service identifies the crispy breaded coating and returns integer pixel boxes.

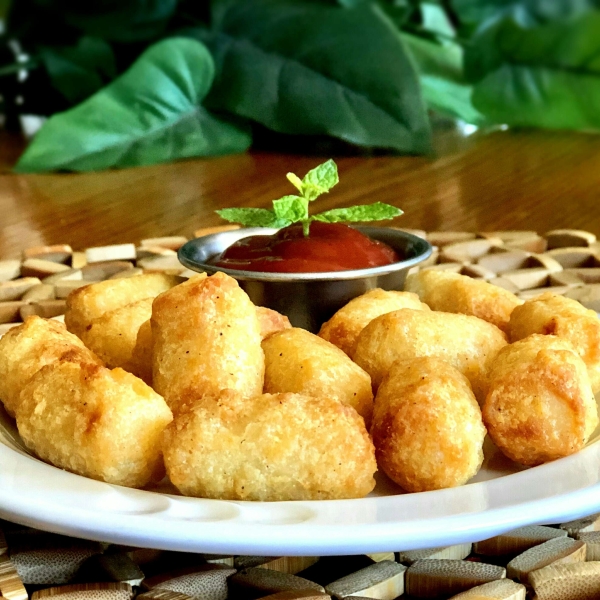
[483,334,598,466]
[80,297,152,374]
[405,269,522,333]
[152,273,264,413]
[508,292,600,393]
[263,328,373,427]
[372,357,486,492]
[256,306,292,340]
[162,390,376,501]
[127,318,153,384]
[353,308,507,403]
[16,361,173,487]
[65,273,182,338]
[318,288,429,357]
[0,316,102,417]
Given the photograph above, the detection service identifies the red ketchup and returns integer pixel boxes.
[212,222,401,273]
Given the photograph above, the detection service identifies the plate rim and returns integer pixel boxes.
[2,435,600,555]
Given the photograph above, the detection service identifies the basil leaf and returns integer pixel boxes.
[313,203,403,223]
[301,159,339,200]
[217,208,290,228]
[39,37,117,105]
[189,0,430,153]
[273,196,308,222]
[15,38,251,173]
[468,11,600,130]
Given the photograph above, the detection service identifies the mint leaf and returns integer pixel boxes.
[313,203,403,223]
[273,196,308,222]
[216,208,289,228]
[286,173,304,193]
[216,160,404,235]
[301,159,339,201]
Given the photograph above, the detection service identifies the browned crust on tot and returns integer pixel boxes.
[0,315,102,417]
[256,306,292,340]
[372,357,486,492]
[151,273,263,413]
[16,360,172,487]
[508,291,600,393]
[65,273,181,338]
[405,270,522,333]
[483,335,598,466]
[162,390,376,501]
[318,289,429,357]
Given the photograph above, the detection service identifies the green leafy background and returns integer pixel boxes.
[0,0,598,172]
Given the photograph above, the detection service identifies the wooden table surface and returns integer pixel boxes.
[1,128,600,259]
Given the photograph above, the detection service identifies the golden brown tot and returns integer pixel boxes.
[16,361,172,487]
[162,390,376,501]
[65,273,182,338]
[508,292,600,393]
[404,269,522,333]
[262,327,373,427]
[318,288,430,356]
[152,272,264,413]
[483,334,598,466]
[353,308,507,402]
[80,297,152,377]
[0,316,102,417]
[256,306,292,340]
[371,357,486,492]
[127,319,153,384]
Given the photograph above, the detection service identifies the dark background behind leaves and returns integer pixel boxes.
[1,0,598,172]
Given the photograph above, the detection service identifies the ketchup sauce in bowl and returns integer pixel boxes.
[179,226,431,332]
[212,222,401,273]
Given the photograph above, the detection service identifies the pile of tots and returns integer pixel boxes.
[0,268,599,501]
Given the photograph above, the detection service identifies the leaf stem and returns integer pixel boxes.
[302,219,311,237]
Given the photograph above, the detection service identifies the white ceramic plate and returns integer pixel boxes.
[2,402,600,555]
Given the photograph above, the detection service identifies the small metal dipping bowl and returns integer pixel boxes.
[178,227,433,332]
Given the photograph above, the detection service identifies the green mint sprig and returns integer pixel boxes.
[216,159,403,236]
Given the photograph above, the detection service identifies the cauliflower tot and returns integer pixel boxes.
[353,308,507,403]
[318,288,429,357]
[405,269,522,333]
[372,357,486,492]
[508,292,600,393]
[152,273,264,413]
[256,306,292,340]
[80,297,153,377]
[127,319,153,385]
[162,390,376,501]
[0,316,102,417]
[263,328,373,426]
[483,334,598,466]
[65,273,181,338]
[16,361,173,487]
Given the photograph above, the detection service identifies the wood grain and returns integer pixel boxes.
[1,129,600,259]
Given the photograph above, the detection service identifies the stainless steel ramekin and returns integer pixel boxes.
[178,226,433,332]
